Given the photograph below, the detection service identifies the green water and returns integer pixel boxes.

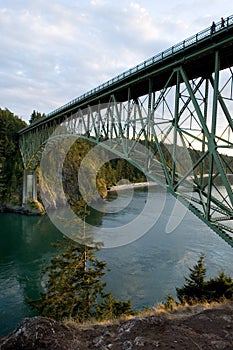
[0,214,62,336]
[1,188,233,336]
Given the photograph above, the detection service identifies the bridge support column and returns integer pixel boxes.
[22,170,37,205]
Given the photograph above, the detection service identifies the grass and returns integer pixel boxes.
[153,297,233,319]
[64,299,233,329]
[64,313,135,329]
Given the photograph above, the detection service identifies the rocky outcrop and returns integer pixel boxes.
[0,200,45,216]
[1,302,233,349]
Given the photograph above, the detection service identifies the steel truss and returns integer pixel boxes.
[19,44,233,248]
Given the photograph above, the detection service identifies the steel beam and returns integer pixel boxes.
[18,22,233,247]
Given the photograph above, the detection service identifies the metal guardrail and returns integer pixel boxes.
[44,14,233,119]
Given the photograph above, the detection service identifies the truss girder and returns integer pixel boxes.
[19,52,233,247]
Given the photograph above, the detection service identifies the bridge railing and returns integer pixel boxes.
[44,14,232,120]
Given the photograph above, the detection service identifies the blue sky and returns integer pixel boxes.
[0,0,232,122]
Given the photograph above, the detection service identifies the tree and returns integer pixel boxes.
[176,255,233,304]
[29,239,103,321]
[205,271,233,301]
[28,199,133,322]
[0,108,27,202]
[29,110,45,124]
[29,238,133,322]
[176,254,207,304]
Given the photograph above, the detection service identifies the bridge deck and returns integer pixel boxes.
[19,15,233,135]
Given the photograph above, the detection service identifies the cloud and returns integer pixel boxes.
[0,0,232,121]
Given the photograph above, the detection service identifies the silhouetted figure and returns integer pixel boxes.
[221,17,225,28]
[211,21,216,34]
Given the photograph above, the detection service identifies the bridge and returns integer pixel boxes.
[18,15,233,247]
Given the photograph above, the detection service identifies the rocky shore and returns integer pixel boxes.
[1,302,233,349]
[0,201,45,216]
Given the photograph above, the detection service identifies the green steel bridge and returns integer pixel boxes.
[19,15,233,246]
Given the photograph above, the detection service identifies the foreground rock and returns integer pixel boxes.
[1,303,233,349]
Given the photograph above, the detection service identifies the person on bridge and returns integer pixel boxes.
[221,17,225,28]
[211,21,216,34]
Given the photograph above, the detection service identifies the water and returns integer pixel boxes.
[1,187,233,336]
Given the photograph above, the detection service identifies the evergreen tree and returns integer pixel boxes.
[28,199,133,322]
[176,254,207,304]
[99,292,133,319]
[205,271,233,301]
[29,240,133,322]
[176,255,233,304]
[29,110,45,124]
[30,238,105,321]
[0,108,26,202]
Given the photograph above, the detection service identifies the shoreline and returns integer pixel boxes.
[0,203,44,216]
[107,181,157,192]
[0,182,157,216]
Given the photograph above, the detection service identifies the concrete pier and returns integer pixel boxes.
[22,170,37,205]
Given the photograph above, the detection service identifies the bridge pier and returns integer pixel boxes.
[22,170,37,205]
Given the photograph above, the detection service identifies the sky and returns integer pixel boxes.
[0,0,232,123]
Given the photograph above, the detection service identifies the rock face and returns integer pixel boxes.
[1,303,233,350]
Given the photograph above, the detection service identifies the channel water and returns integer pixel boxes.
[0,186,233,336]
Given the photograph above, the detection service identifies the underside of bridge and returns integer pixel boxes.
[19,16,233,247]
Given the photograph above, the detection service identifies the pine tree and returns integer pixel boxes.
[29,110,45,124]
[29,238,106,321]
[29,238,133,322]
[0,108,26,202]
[28,198,133,322]
[176,255,233,304]
[176,254,206,304]
[205,271,233,301]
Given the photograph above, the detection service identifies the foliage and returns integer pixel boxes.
[29,237,133,322]
[205,272,233,301]
[29,110,46,124]
[99,292,133,319]
[176,254,206,303]
[158,141,232,176]
[62,139,146,202]
[28,199,133,322]
[0,108,27,202]
[163,294,178,311]
[176,255,233,304]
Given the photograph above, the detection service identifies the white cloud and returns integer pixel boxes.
[123,2,160,41]
[0,0,232,121]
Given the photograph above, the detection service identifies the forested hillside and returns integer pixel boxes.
[62,138,146,202]
[0,108,27,204]
[159,142,233,177]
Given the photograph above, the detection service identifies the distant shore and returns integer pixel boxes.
[107,181,157,192]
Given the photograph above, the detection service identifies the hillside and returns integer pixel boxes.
[0,108,27,206]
